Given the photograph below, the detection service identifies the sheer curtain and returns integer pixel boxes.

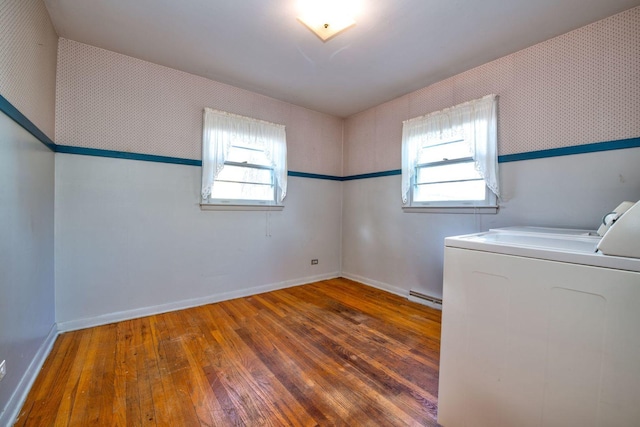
[201,108,288,202]
[401,94,498,204]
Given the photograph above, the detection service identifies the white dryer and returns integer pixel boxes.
[438,217,640,426]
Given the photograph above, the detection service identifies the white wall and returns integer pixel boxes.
[0,0,58,424]
[342,8,640,299]
[53,37,347,329]
[0,113,56,425]
[342,148,640,298]
[55,154,342,330]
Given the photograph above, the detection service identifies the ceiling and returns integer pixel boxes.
[44,0,640,117]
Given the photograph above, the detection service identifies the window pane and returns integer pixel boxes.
[414,180,486,202]
[226,145,272,166]
[417,140,471,164]
[416,161,482,184]
[211,181,274,201]
[216,164,272,185]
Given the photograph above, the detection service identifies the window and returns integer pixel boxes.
[201,108,287,208]
[402,94,499,210]
[413,138,489,204]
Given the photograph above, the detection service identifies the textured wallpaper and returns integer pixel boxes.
[55,39,344,176]
[0,0,58,139]
[344,7,640,175]
[49,6,640,176]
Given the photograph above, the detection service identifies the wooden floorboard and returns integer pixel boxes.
[16,278,442,426]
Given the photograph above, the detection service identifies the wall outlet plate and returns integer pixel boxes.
[0,360,6,382]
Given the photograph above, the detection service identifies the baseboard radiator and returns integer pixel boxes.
[409,290,443,309]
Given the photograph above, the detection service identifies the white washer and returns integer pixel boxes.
[438,228,640,427]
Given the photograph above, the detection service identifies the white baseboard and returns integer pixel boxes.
[340,272,409,299]
[0,323,59,427]
[57,272,340,332]
[340,273,443,311]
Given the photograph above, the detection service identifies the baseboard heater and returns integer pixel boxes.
[409,290,443,310]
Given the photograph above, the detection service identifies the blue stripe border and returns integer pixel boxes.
[55,145,202,166]
[2,95,639,182]
[0,94,56,151]
[342,170,401,181]
[288,170,343,181]
[497,137,640,163]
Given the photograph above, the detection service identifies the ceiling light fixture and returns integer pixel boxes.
[297,0,360,42]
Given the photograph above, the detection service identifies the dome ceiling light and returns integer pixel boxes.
[296,0,361,42]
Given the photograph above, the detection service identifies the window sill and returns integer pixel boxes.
[200,203,284,211]
[403,205,499,214]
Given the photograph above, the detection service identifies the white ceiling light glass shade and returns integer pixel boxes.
[297,0,361,42]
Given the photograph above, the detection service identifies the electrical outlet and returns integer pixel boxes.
[311,259,319,265]
[0,360,6,383]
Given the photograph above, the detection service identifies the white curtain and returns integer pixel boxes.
[401,94,498,204]
[201,108,287,202]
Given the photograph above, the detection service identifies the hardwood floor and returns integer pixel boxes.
[16,278,442,426]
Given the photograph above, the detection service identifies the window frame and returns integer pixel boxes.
[408,138,496,209]
[201,158,284,210]
[401,95,499,214]
[200,108,287,211]
[203,162,280,205]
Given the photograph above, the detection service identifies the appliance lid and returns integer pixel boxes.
[445,228,640,272]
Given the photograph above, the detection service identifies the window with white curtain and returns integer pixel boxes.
[401,94,499,210]
[201,108,287,208]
